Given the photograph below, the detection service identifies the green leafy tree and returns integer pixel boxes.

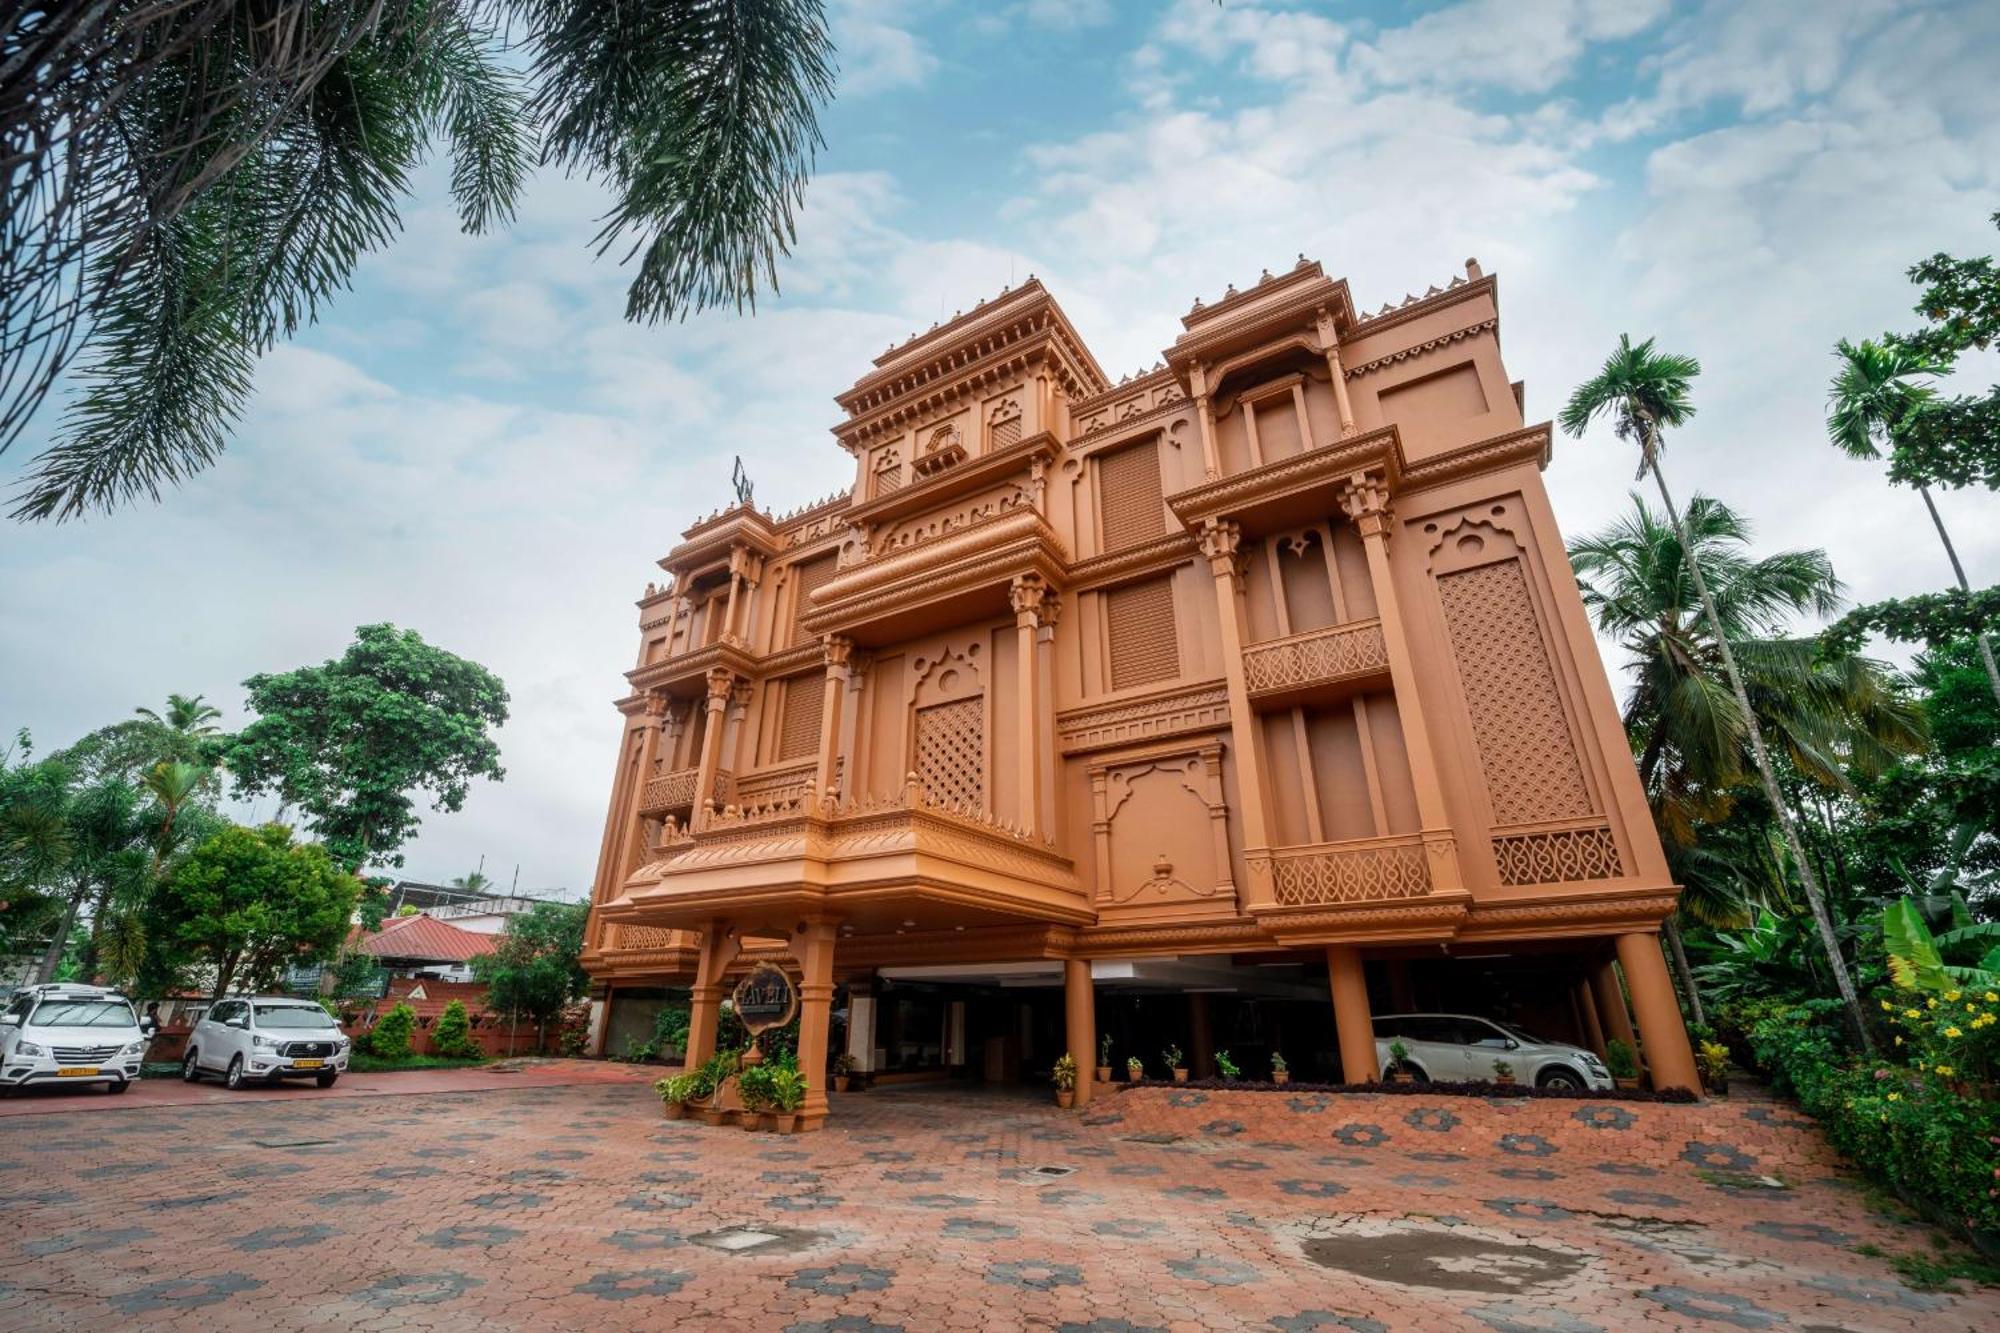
[153,823,359,1000]
[50,692,228,792]
[4,2,837,521]
[1562,336,1876,1049]
[470,900,589,1051]
[431,998,483,1059]
[1827,338,2000,704]
[226,624,508,871]
[368,1001,417,1060]
[1885,210,2000,493]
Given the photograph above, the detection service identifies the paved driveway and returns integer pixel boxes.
[0,1074,1992,1331]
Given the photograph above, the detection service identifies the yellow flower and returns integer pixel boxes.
[1927,998,1939,1009]
[1881,999,1894,1011]
[1944,1027,1963,1039]
[1984,992,1997,1003]
[1936,1065,1955,1077]
[1905,1009,1921,1019]
[1946,990,1962,1002]
[1895,1035,1904,1045]
[1887,1092,1901,1101]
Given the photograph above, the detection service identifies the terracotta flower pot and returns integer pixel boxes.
[1390,1071,1414,1085]
[661,1102,687,1120]
[774,1114,799,1135]
[1127,1068,1143,1084]
[699,1106,730,1126]
[1613,1076,1640,1092]
[833,1075,850,1093]
[1096,1066,1112,1084]
[1055,1089,1075,1109]
[1172,1068,1189,1084]
[1272,1071,1289,1086]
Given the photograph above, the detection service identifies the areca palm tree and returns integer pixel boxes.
[136,693,223,739]
[1827,338,2000,705]
[1562,336,1876,1049]
[1571,494,1929,1023]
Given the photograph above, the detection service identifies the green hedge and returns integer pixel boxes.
[1732,996,2000,1245]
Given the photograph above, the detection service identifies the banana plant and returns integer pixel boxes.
[1881,897,2000,992]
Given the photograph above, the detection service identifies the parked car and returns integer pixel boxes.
[1372,1012,1610,1090]
[0,984,148,1094]
[183,997,351,1089]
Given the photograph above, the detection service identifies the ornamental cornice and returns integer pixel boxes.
[625,640,757,697]
[1348,273,1497,342]
[800,510,1069,639]
[1399,423,1553,491]
[1459,891,1677,936]
[836,324,1105,450]
[1075,919,1268,952]
[1074,395,1189,445]
[1164,426,1402,531]
[1073,365,1177,416]
[1056,681,1230,755]
[759,642,824,678]
[665,506,780,573]
[1166,273,1355,369]
[1067,531,1199,591]
[1344,318,1497,380]
[845,433,1060,529]
[1251,897,1472,941]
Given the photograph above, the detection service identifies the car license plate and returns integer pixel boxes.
[293,1059,323,1069]
[57,1067,98,1077]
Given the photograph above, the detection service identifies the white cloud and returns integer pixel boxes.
[1352,0,1671,94]
[830,0,940,96]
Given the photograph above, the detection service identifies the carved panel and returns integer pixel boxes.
[1097,438,1165,552]
[914,697,985,810]
[1242,620,1389,697]
[1057,684,1229,754]
[1491,822,1623,885]
[1434,557,1594,825]
[1090,743,1233,911]
[1105,576,1179,690]
[790,554,839,644]
[875,483,1030,557]
[988,396,1023,450]
[776,673,824,761]
[1252,835,1433,906]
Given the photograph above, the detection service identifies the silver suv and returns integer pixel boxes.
[0,984,148,1094]
[183,997,350,1089]
[1373,1012,1611,1090]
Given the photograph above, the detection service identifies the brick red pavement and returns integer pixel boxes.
[1,1073,1994,1331]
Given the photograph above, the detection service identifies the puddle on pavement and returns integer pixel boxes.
[1301,1230,1586,1294]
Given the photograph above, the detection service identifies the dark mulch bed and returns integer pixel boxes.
[1114,1078,1698,1104]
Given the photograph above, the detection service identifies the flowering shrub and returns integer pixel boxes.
[1734,996,2000,1243]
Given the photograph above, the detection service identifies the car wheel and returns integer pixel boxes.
[1537,1066,1585,1090]
[108,1078,131,1094]
[181,1049,201,1082]
[316,1071,338,1089]
[225,1055,246,1090]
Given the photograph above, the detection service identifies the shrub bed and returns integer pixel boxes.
[1113,1077,1697,1103]
[1731,994,2000,1250]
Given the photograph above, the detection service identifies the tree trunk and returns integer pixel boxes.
[1646,453,1875,1053]
[1917,484,2000,707]
[211,949,241,1003]
[34,897,81,983]
[1662,914,1706,1028]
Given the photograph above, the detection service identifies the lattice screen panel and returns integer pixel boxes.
[1106,576,1179,689]
[790,555,839,644]
[1436,560,1594,825]
[776,674,825,761]
[1098,441,1165,551]
[1491,825,1623,885]
[990,415,1022,449]
[914,696,985,809]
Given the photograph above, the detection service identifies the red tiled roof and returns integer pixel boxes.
[349,914,499,964]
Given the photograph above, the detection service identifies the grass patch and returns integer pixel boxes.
[139,1061,184,1079]
[1883,1249,2000,1291]
[347,1052,491,1074]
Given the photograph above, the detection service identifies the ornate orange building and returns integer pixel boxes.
[582,257,1698,1128]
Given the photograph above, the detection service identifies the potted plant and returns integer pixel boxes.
[1605,1037,1640,1091]
[1270,1052,1289,1086]
[770,1065,809,1133]
[1052,1052,1078,1109]
[1214,1049,1239,1082]
[737,1061,777,1131]
[1126,1055,1144,1084]
[653,1072,700,1119]
[833,1052,858,1093]
[1163,1045,1187,1083]
[694,1050,736,1125]
[1492,1058,1516,1088]
[1097,1032,1114,1084]
[1386,1039,1414,1084]
[1696,1040,1730,1096]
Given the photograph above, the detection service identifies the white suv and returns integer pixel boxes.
[183,997,350,1090]
[1373,1012,1612,1090]
[0,984,149,1094]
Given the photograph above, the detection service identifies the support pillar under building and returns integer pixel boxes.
[1327,945,1378,1083]
[792,919,838,1130]
[1616,931,1701,1095]
[1063,958,1095,1107]
[1591,955,1637,1052]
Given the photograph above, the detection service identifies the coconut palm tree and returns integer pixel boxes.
[1561,335,1876,1050]
[1571,494,1929,1024]
[1827,337,2000,706]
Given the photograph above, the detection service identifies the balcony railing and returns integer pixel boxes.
[1248,833,1433,906]
[638,767,734,815]
[1242,619,1390,701]
[1490,818,1623,885]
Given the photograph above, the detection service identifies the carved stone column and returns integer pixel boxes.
[691,668,734,830]
[1337,474,1464,894]
[1189,362,1223,478]
[814,636,854,803]
[619,691,669,878]
[683,922,741,1071]
[1316,306,1358,437]
[1198,519,1271,903]
[1063,958,1095,1108]
[791,918,839,1130]
[1008,574,1055,836]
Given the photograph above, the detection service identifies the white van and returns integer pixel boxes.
[0,984,149,1094]
[183,996,350,1089]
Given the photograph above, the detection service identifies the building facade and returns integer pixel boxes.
[581,258,1698,1129]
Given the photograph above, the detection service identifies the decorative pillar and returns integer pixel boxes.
[815,636,854,803]
[1327,945,1378,1083]
[691,668,734,830]
[723,680,753,775]
[721,559,743,646]
[1316,306,1358,437]
[1337,473,1464,894]
[791,918,839,1130]
[1009,574,1052,835]
[1036,589,1062,838]
[1616,932,1702,1094]
[1200,519,1272,905]
[1591,955,1637,1052]
[619,692,669,880]
[683,923,740,1071]
[1188,992,1213,1080]
[1063,958,1095,1107]
[1572,974,1607,1057]
[1189,362,1222,478]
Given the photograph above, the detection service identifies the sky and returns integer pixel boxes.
[4,0,1998,897]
